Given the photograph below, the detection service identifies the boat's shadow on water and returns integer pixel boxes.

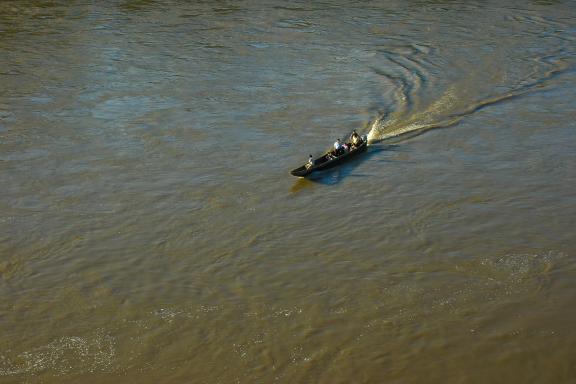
[290,144,401,193]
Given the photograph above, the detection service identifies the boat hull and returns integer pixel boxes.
[290,141,368,177]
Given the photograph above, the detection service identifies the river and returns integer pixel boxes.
[1,0,575,383]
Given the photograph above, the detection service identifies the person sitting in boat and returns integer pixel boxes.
[350,130,362,146]
[305,154,314,168]
[342,143,350,152]
[333,139,343,156]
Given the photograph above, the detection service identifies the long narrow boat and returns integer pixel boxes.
[290,139,368,177]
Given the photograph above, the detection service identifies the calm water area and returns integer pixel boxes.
[1,0,575,383]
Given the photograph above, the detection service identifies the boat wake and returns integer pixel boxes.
[365,46,572,144]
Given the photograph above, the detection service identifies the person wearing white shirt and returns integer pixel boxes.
[306,154,314,168]
[333,138,342,155]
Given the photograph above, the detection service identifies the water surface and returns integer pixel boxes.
[1,0,575,383]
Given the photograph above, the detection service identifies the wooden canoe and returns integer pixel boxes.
[290,140,368,177]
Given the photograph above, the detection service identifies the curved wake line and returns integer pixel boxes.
[367,56,570,144]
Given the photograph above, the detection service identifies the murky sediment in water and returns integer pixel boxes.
[1,1,575,383]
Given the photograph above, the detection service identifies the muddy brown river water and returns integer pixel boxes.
[1,1,575,383]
